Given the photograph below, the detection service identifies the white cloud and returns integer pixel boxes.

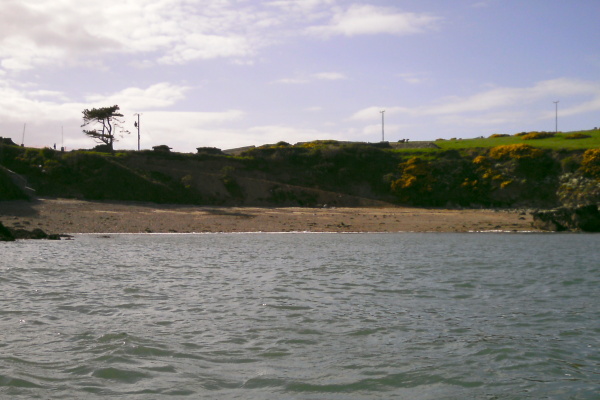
[472,1,495,8]
[352,79,600,119]
[419,78,600,116]
[0,1,440,74]
[350,78,600,139]
[28,90,70,101]
[273,77,310,85]
[267,0,335,14]
[0,83,79,122]
[274,71,346,84]
[307,5,440,37]
[0,0,119,71]
[147,110,246,127]
[125,110,246,151]
[0,0,273,72]
[157,34,255,65]
[398,72,428,85]
[312,72,346,80]
[0,79,244,152]
[351,106,411,121]
[85,83,190,110]
[558,97,600,117]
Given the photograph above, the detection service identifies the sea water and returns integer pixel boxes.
[1,233,599,399]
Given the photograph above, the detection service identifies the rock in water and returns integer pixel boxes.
[0,222,16,241]
[0,222,61,240]
[11,228,48,239]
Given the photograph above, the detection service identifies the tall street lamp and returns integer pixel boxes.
[553,101,559,134]
[380,110,385,142]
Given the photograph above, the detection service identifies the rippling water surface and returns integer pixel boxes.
[1,233,599,399]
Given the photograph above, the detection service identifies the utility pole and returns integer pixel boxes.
[380,110,385,142]
[21,123,26,147]
[553,101,559,134]
[134,113,141,151]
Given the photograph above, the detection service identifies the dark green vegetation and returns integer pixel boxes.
[1,129,599,209]
[0,166,29,200]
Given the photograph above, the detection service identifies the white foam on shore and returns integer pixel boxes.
[67,229,546,236]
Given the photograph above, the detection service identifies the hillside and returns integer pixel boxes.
[1,129,599,209]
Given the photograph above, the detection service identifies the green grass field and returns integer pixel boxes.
[433,129,600,151]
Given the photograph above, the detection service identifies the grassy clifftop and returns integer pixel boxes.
[434,130,600,151]
[1,129,599,208]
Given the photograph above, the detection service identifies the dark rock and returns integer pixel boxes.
[11,228,49,239]
[573,205,600,232]
[1,223,62,240]
[0,222,15,241]
[532,205,600,232]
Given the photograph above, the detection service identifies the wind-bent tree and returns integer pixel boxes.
[81,105,127,151]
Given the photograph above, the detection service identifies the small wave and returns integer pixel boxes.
[91,367,150,383]
[266,304,313,311]
[126,345,173,358]
[0,374,43,388]
[242,375,287,389]
[346,327,386,336]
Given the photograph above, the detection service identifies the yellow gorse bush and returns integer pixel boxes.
[489,144,544,160]
[521,132,555,140]
[581,148,600,179]
[473,155,487,165]
[391,157,435,194]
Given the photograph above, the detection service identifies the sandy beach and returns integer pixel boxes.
[0,198,542,234]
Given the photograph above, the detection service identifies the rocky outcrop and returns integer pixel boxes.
[11,228,61,240]
[532,205,600,232]
[0,222,15,241]
[0,222,61,241]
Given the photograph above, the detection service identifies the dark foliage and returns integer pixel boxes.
[0,140,597,209]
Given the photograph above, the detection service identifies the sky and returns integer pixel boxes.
[0,0,599,153]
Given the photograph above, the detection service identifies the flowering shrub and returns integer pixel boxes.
[521,131,555,140]
[488,144,544,160]
[473,155,487,165]
[581,148,600,179]
[391,157,437,203]
[391,157,432,190]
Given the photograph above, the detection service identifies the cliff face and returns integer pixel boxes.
[532,205,600,232]
[0,142,598,209]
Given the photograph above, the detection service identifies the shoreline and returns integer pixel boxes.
[0,198,543,235]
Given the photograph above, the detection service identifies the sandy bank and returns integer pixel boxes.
[0,198,543,235]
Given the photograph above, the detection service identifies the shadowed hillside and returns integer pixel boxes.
[1,130,599,209]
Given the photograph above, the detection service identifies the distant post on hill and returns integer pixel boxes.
[81,105,128,152]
